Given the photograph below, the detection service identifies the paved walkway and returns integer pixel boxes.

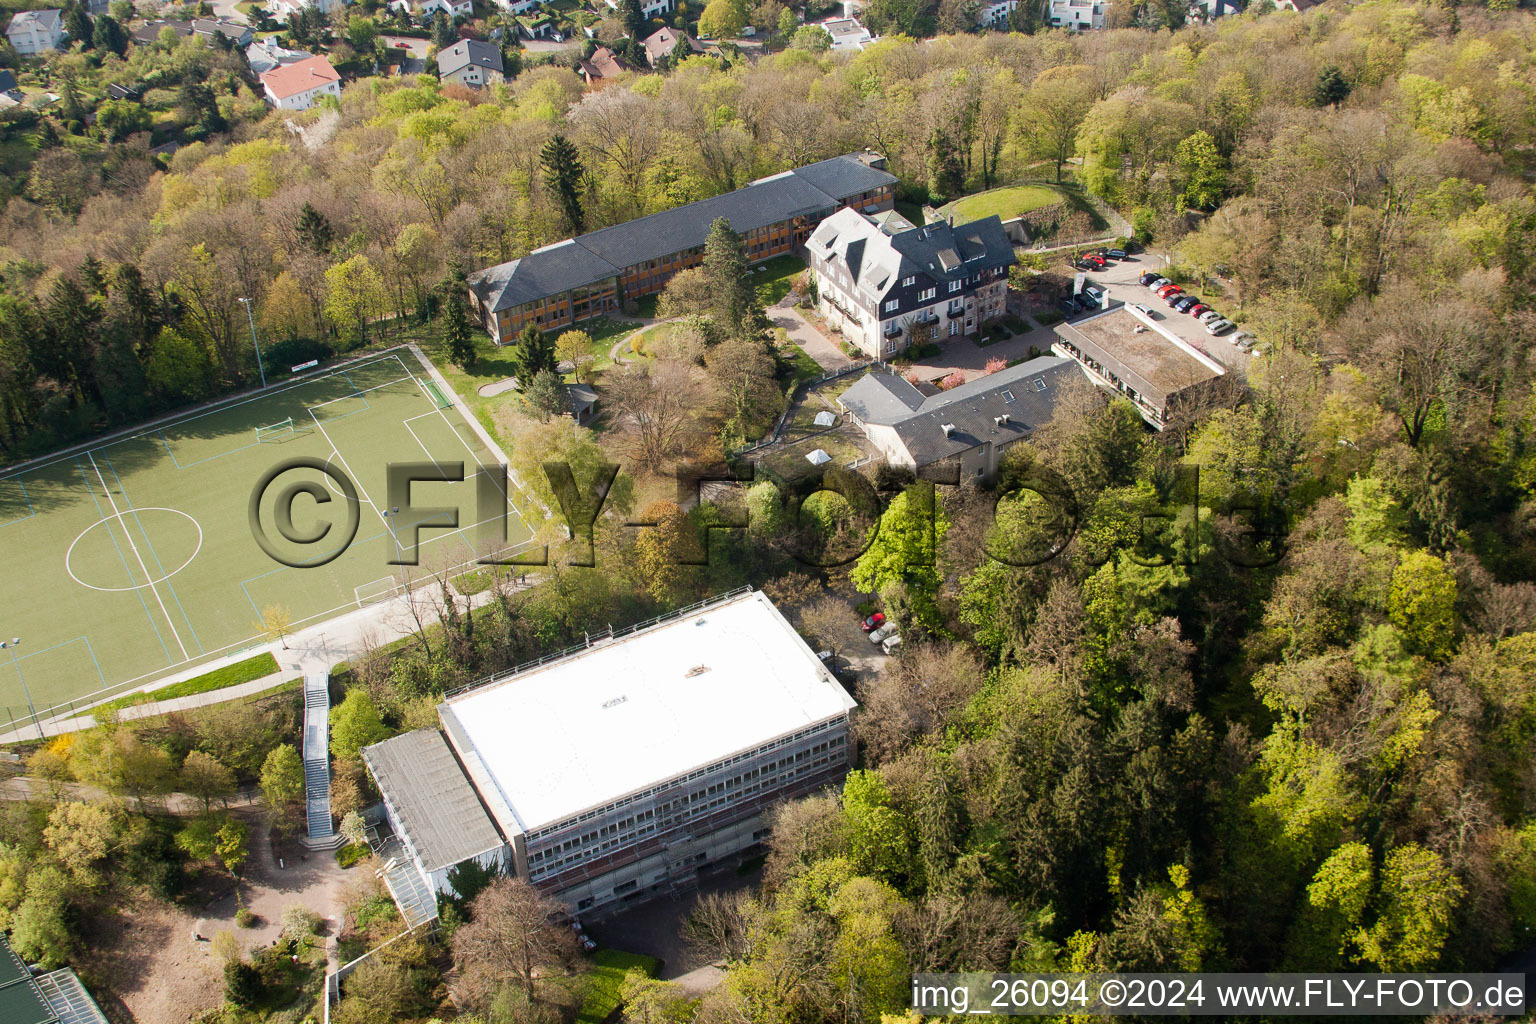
[0,579,529,745]
[769,298,853,373]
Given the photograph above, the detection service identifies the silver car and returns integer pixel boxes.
[1205,319,1234,336]
[870,622,899,644]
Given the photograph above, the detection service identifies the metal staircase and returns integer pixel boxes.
[301,673,341,848]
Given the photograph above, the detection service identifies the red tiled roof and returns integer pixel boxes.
[259,54,339,100]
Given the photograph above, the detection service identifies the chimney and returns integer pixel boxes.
[995,414,1009,426]
[941,423,955,437]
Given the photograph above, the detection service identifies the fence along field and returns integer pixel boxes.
[0,350,533,728]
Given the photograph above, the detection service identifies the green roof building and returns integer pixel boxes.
[0,934,109,1024]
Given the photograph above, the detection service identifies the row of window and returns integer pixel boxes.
[525,738,845,879]
[524,718,845,844]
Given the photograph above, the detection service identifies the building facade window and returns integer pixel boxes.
[919,287,936,301]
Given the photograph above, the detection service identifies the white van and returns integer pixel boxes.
[881,633,902,655]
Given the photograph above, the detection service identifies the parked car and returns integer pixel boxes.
[1205,319,1234,335]
[881,633,902,655]
[1083,284,1106,304]
[1156,284,1182,298]
[1131,303,1158,318]
[1139,272,1162,286]
[861,612,885,632]
[1172,296,1198,312]
[1056,299,1079,318]
[1197,310,1222,324]
[1232,332,1255,351]
[1146,277,1170,291]
[1106,249,1128,260]
[870,622,899,644]
[1081,254,1106,268]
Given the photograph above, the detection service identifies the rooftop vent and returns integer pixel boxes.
[602,695,628,709]
[941,423,956,437]
[685,664,711,678]
[995,414,1010,426]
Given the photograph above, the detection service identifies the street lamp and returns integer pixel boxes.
[237,297,267,389]
[382,506,402,565]
[0,639,40,741]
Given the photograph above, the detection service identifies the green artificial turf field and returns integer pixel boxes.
[0,349,534,724]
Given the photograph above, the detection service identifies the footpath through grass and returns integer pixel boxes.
[92,652,282,718]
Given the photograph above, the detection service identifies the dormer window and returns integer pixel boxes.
[919,287,936,301]
[948,281,961,293]
[902,276,915,287]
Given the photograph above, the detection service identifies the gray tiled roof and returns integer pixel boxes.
[892,356,1077,465]
[809,208,1015,305]
[363,730,504,873]
[8,9,62,32]
[472,153,896,314]
[438,37,503,76]
[838,372,925,424]
[0,71,17,93]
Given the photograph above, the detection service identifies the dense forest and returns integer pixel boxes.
[4,0,1536,1021]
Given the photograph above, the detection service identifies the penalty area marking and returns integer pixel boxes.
[65,507,204,594]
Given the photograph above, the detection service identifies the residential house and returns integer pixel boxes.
[258,53,341,110]
[193,18,254,45]
[641,25,702,66]
[0,69,20,96]
[130,18,190,44]
[515,11,558,38]
[488,0,540,15]
[1188,0,1240,18]
[568,382,599,425]
[363,591,856,916]
[437,38,504,86]
[245,36,311,73]
[807,207,1015,359]
[819,16,872,50]
[268,0,346,22]
[104,81,141,100]
[391,0,473,20]
[602,0,673,21]
[976,0,1016,28]
[578,45,633,82]
[1051,304,1227,429]
[837,356,1078,481]
[1046,0,1106,30]
[470,151,896,342]
[6,10,65,54]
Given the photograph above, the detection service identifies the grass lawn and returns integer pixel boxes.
[574,949,661,1024]
[814,370,870,405]
[942,183,1063,223]
[752,253,806,307]
[778,338,822,388]
[91,652,283,718]
[759,431,865,483]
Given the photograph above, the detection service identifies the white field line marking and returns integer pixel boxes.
[306,409,389,531]
[86,452,189,661]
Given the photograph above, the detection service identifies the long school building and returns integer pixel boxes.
[468,152,897,342]
[362,590,858,916]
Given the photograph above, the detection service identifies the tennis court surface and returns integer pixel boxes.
[0,350,534,724]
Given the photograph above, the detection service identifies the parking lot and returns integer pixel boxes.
[1065,254,1254,373]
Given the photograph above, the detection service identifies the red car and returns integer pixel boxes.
[862,612,886,632]
[1156,284,1182,298]
[1188,303,1209,316]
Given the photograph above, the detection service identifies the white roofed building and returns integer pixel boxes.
[364,590,857,915]
[6,10,64,54]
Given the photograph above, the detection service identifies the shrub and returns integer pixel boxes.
[235,907,259,928]
[336,843,370,869]
[224,960,263,1008]
[281,904,322,941]
[984,357,1006,375]
[939,371,965,390]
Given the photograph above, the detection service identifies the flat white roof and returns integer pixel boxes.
[440,591,856,833]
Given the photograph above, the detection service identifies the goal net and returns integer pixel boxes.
[354,577,402,608]
[421,378,454,410]
[255,417,296,442]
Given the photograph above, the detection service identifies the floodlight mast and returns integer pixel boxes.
[237,297,267,389]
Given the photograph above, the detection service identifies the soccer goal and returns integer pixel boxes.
[354,577,402,607]
[255,417,296,443]
[421,378,454,410]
